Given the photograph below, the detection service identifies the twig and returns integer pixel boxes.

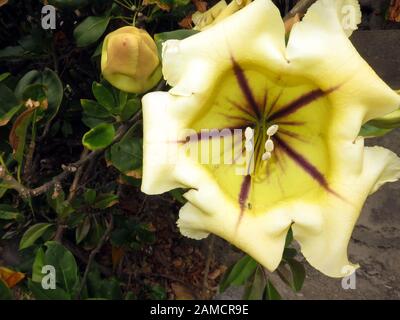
[63,239,113,277]
[67,148,90,201]
[0,112,142,199]
[201,234,215,299]
[283,0,317,20]
[75,214,114,299]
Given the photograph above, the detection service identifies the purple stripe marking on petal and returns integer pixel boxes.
[274,135,332,192]
[236,174,252,230]
[231,58,262,119]
[269,87,336,121]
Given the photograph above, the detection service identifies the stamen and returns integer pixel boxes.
[244,127,254,151]
[266,124,279,136]
[245,127,254,139]
[265,139,274,152]
[262,152,271,161]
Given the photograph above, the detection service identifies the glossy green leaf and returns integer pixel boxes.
[44,241,79,295]
[0,204,21,220]
[19,223,54,250]
[82,123,115,150]
[359,123,392,138]
[219,255,258,293]
[286,258,306,292]
[264,279,281,300]
[28,279,71,300]
[76,216,91,244]
[84,188,97,205]
[0,280,12,300]
[93,193,118,209]
[81,99,111,118]
[9,108,35,165]
[15,69,63,121]
[0,72,11,82]
[74,16,110,47]
[32,247,45,283]
[92,82,116,111]
[0,84,21,126]
[105,137,142,174]
[243,266,266,300]
[87,268,122,300]
[121,98,140,121]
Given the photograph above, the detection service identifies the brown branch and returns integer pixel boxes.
[283,0,317,21]
[0,112,142,200]
[75,214,114,299]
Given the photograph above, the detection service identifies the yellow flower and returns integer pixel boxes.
[141,0,400,277]
[192,0,252,30]
[101,26,162,94]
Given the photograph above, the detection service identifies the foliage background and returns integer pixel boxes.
[0,0,399,300]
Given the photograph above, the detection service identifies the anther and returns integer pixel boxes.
[264,139,274,152]
[266,124,279,136]
[262,152,272,161]
[245,127,254,139]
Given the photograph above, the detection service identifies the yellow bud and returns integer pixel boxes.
[101,26,162,94]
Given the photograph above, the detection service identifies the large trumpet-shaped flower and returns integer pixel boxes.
[141,0,400,277]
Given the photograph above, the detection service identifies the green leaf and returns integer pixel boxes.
[47,190,75,219]
[74,16,110,47]
[21,83,47,101]
[81,99,111,118]
[84,188,97,205]
[284,227,293,247]
[82,115,112,129]
[219,255,258,293]
[283,247,297,260]
[286,258,306,292]
[82,123,115,151]
[0,204,21,220]
[154,30,199,57]
[91,40,103,58]
[92,82,116,112]
[15,69,63,121]
[0,280,12,300]
[121,98,140,121]
[44,241,79,295]
[243,266,266,300]
[19,223,54,250]
[9,108,35,165]
[0,84,21,126]
[105,137,142,174]
[118,91,128,111]
[0,72,11,82]
[93,193,118,209]
[76,216,91,244]
[87,268,122,300]
[359,123,392,138]
[264,279,281,300]
[28,279,71,300]
[32,247,45,283]
[169,188,187,204]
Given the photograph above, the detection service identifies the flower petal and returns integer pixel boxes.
[292,146,400,277]
[161,0,286,96]
[286,0,400,129]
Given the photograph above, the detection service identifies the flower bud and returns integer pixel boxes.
[101,26,162,94]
